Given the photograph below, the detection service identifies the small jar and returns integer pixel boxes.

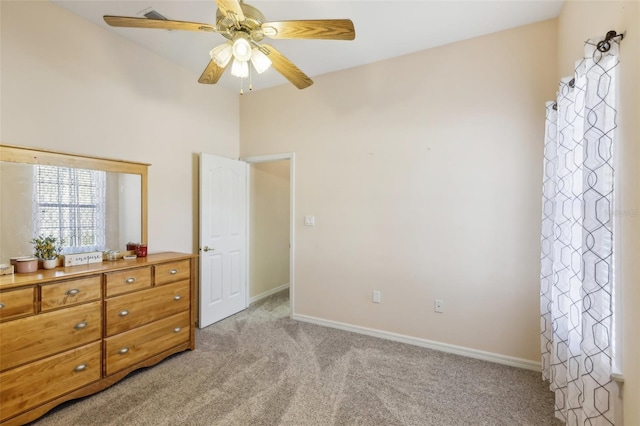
[126,242,139,251]
[136,244,147,258]
[106,250,119,261]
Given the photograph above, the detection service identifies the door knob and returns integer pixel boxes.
[202,246,214,252]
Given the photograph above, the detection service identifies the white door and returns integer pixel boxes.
[199,153,248,328]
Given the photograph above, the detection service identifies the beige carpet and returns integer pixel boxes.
[31,290,561,425]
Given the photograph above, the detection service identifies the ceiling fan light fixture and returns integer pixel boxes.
[230,58,249,78]
[250,48,272,74]
[231,34,252,62]
[210,42,233,67]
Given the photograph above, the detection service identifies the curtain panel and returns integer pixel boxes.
[540,36,620,425]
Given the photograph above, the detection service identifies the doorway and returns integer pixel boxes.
[243,154,295,316]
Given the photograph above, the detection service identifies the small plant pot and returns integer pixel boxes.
[42,258,58,270]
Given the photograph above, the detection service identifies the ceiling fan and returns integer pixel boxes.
[103,0,356,90]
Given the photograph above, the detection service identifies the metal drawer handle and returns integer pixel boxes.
[119,347,129,355]
[74,321,88,330]
[173,327,182,333]
[169,269,178,275]
[0,303,4,309]
[125,277,136,284]
[173,295,182,301]
[74,364,87,372]
[65,288,80,296]
[119,310,129,317]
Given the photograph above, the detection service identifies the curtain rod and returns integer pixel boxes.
[551,30,623,111]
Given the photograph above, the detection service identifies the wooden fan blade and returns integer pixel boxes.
[262,20,355,40]
[198,60,227,84]
[215,0,245,22]
[104,16,216,33]
[260,44,313,89]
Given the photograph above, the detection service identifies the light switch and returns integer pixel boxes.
[304,215,315,226]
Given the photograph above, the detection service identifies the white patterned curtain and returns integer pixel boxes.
[540,35,619,425]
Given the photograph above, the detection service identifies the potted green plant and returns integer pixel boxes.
[30,235,63,269]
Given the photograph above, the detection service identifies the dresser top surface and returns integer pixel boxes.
[0,252,196,290]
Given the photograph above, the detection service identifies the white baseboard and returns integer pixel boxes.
[292,313,541,372]
[249,283,290,305]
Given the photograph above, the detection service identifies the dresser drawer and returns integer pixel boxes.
[154,260,191,286]
[105,280,190,336]
[105,311,190,376]
[0,287,35,321]
[105,267,152,297]
[41,276,102,312]
[0,301,102,372]
[0,341,101,422]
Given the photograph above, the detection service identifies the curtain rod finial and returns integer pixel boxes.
[597,30,624,53]
[605,30,618,40]
[605,30,624,42]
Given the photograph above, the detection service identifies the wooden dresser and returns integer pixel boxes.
[0,252,196,425]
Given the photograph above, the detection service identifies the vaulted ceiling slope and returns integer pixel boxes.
[51,0,564,91]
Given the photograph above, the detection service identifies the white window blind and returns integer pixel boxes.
[33,165,107,253]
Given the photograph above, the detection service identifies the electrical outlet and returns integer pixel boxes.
[373,291,381,303]
[435,299,444,313]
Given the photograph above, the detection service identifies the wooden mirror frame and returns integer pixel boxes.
[0,143,149,245]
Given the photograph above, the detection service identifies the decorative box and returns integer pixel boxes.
[12,257,38,273]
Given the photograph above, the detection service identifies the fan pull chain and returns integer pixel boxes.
[249,63,253,92]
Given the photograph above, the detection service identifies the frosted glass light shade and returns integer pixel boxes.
[210,42,232,67]
[232,36,252,62]
[230,58,249,78]
[250,48,272,74]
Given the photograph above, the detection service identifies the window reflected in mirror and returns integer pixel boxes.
[34,165,107,253]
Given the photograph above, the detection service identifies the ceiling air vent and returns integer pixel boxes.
[143,10,167,20]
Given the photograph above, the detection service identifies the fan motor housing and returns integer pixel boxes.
[216,3,266,42]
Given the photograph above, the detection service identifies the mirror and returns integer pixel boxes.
[0,144,148,263]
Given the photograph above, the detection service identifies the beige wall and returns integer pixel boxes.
[557,1,640,423]
[240,19,558,362]
[0,1,239,255]
[249,161,290,299]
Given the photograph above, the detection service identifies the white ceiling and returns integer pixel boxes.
[51,0,564,92]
